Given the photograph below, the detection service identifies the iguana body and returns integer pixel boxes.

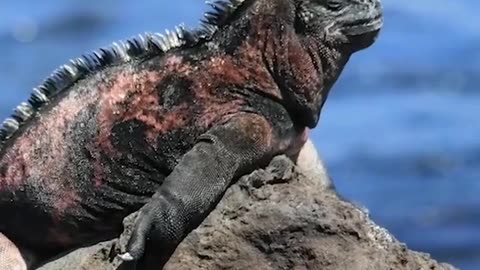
[0,0,383,269]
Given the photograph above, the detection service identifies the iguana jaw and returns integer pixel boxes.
[343,12,382,51]
[341,6,383,51]
[342,14,383,37]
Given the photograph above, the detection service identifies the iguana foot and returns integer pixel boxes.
[119,195,185,269]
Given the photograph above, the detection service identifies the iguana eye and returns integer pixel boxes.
[326,0,343,11]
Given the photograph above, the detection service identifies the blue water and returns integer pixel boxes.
[0,1,479,269]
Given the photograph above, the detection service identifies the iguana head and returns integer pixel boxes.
[296,0,383,51]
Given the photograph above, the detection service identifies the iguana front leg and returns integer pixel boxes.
[0,233,31,270]
[119,112,297,268]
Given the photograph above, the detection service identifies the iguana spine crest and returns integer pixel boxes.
[0,0,247,151]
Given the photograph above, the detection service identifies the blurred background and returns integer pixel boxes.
[0,0,478,269]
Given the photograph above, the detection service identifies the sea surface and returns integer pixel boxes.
[0,1,479,269]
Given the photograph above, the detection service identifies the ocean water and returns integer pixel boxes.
[0,1,479,269]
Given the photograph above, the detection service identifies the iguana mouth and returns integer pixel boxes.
[342,14,384,36]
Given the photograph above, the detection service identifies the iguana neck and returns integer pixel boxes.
[214,0,351,128]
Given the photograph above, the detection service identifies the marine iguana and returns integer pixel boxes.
[0,0,383,269]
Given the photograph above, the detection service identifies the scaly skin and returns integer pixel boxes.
[0,0,383,269]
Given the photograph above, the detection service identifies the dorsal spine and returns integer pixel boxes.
[0,0,247,151]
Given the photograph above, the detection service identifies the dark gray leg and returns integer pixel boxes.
[119,113,281,269]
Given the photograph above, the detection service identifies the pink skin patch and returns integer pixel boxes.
[51,190,80,223]
[0,80,99,194]
[0,153,27,191]
[95,46,278,156]
[165,55,186,68]
[96,68,191,153]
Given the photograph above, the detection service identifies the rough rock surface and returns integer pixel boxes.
[38,142,456,270]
